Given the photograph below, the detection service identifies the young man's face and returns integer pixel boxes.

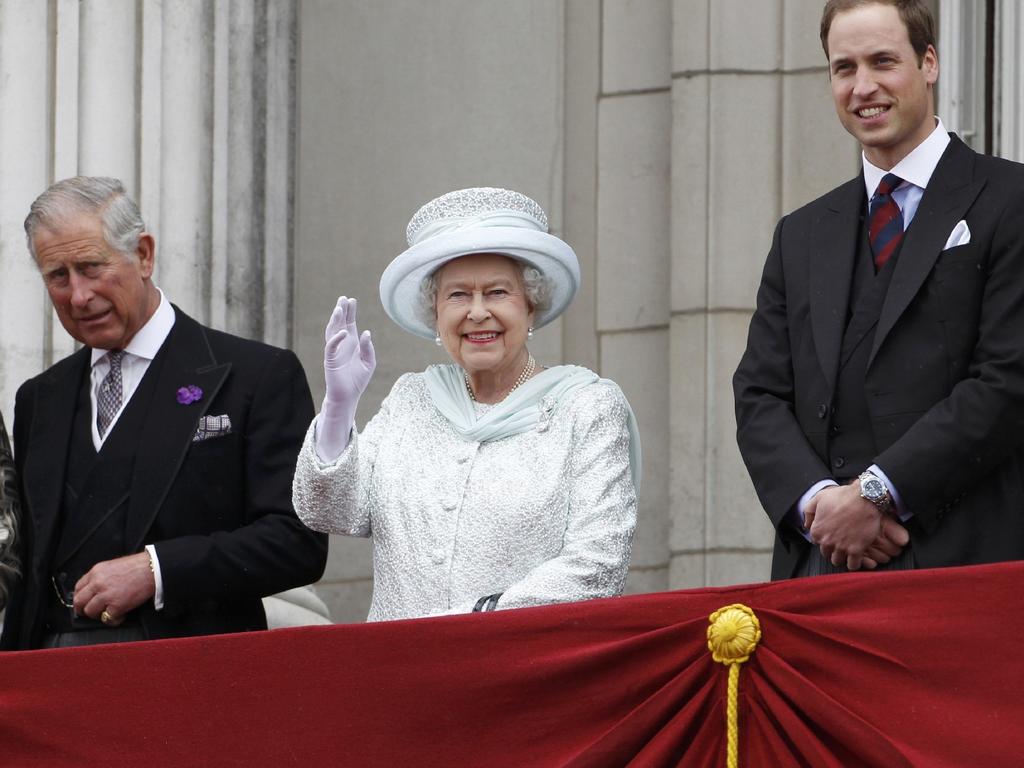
[827,3,938,169]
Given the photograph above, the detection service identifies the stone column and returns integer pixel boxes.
[668,0,859,587]
[594,0,673,596]
[937,0,988,151]
[0,0,297,415]
[79,0,139,184]
[0,2,50,412]
[995,0,1024,161]
[158,0,216,320]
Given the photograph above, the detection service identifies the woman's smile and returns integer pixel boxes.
[434,253,535,396]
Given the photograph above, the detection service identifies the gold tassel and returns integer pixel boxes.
[707,604,762,768]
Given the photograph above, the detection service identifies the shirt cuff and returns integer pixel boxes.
[790,479,840,542]
[868,464,911,521]
[145,544,165,611]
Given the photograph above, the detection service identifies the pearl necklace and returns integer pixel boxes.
[465,354,536,403]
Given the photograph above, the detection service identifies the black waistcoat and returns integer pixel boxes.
[826,223,900,481]
[45,353,164,628]
[798,225,916,576]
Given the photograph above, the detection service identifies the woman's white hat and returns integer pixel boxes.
[380,187,580,340]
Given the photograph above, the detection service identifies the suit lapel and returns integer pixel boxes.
[23,349,90,572]
[809,177,864,394]
[870,137,986,366]
[126,309,231,550]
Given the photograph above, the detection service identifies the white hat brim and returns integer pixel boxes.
[380,227,580,340]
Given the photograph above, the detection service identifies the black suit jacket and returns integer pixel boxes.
[1,307,327,649]
[734,136,1024,579]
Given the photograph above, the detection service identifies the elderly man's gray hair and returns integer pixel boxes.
[416,260,555,331]
[24,176,146,260]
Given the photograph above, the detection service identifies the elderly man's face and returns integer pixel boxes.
[827,3,938,170]
[33,213,157,350]
[435,252,535,381]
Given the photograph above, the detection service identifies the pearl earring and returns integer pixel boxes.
[435,333,443,346]
[527,327,534,340]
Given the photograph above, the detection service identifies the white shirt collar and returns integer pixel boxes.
[863,117,950,198]
[90,288,175,366]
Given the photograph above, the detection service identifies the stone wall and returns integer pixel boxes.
[0,0,297,416]
[0,0,892,626]
[294,0,568,618]
[294,0,860,622]
[667,0,859,588]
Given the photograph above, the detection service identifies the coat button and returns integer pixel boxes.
[442,499,457,511]
[817,404,828,419]
[431,549,445,564]
[833,456,846,469]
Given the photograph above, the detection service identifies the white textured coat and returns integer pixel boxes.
[293,371,637,621]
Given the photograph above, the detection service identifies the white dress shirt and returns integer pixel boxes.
[862,117,950,232]
[797,119,951,530]
[89,288,175,607]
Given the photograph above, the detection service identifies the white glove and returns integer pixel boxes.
[315,296,376,463]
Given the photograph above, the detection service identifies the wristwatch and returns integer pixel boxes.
[859,471,893,515]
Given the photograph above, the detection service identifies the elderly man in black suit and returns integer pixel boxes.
[734,0,1024,579]
[1,176,327,649]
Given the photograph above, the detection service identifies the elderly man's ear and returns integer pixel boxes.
[135,232,156,277]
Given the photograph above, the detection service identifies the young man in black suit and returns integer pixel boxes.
[1,176,327,649]
[734,0,1024,578]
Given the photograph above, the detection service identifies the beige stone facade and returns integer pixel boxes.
[0,0,1016,624]
[293,0,863,619]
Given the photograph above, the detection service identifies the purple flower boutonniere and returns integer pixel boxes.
[176,384,204,405]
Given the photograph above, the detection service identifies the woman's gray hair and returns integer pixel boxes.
[0,418,20,612]
[24,176,146,259]
[416,258,554,330]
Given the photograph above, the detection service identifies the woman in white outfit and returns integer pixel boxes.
[292,187,640,621]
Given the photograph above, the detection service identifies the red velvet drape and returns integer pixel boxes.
[3,562,1022,767]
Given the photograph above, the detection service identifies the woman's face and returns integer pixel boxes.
[435,253,535,378]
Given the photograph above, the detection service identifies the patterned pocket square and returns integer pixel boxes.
[193,414,232,442]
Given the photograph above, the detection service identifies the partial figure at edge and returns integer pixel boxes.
[0,413,20,616]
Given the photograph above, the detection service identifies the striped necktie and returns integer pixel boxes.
[868,173,905,271]
[96,350,126,438]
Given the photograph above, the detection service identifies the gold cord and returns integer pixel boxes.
[707,604,762,768]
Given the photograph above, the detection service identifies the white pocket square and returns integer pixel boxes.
[193,414,232,442]
[943,219,971,250]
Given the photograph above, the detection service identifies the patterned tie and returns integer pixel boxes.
[96,350,126,438]
[868,173,905,271]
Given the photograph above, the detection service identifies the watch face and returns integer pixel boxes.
[863,477,884,500]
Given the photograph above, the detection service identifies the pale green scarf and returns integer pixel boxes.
[424,363,642,490]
